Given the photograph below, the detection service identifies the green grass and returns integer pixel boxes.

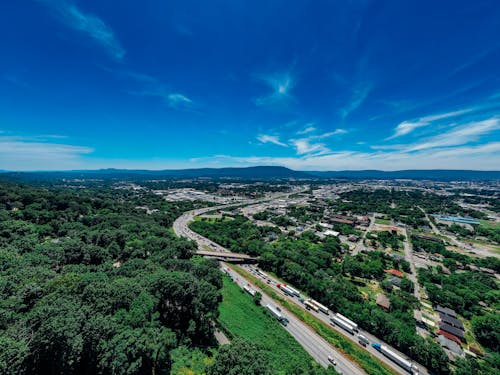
[231,267,397,375]
[218,276,325,375]
[478,219,500,230]
[375,218,391,225]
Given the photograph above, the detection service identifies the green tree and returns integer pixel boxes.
[207,339,272,375]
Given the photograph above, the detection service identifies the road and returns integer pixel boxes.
[402,228,421,302]
[353,214,375,255]
[241,265,428,375]
[174,197,428,375]
[173,201,364,374]
[227,264,364,374]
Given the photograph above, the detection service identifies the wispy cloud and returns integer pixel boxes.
[406,117,500,152]
[0,133,93,170]
[259,126,348,156]
[257,134,288,147]
[193,140,500,171]
[340,82,372,119]
[39,0,125,60]
[297,125,316,135]
[255,71,296,108]
[291,138,330,155]
[387,108,475,139]
[308,129,347,140]
[107,68,195,111]
[167,93,193,109]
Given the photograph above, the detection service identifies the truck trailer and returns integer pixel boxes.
[372,343,419,374]
[243,285,256,296]
[304,300,320,313]
[266,304,289,326]
[278,284,296,297]
[335,313,358,331]
[330,316,356,334]
[285,285,301,297]
[309,299,329,315]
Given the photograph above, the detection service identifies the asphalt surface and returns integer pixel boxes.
[173,197,429,375]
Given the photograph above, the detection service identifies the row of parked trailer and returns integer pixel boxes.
[251,267,420,374]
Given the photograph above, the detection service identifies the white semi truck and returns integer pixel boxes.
[266,304,289,326]
[335,313,358,332]
[309,299,329,314]
[372,343,419,374]
[330,316,356,334]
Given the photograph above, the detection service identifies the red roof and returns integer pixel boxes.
[438,330,462,344]
[385,269,404,277]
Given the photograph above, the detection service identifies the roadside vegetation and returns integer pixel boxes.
[231,266,395,375]
[190,217,451,374]
[218,276,334,375]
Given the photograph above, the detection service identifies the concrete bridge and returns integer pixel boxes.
[195,250,258,263]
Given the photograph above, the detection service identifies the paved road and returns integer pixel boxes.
[174,198,428,375]
[242,265,427,375]
[174,201,364,374]
[228,264,364,374]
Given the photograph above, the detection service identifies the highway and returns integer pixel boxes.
[173,196,428,375]
[241,264,428,375]
[227,264,364,374]
[173,201,364,374]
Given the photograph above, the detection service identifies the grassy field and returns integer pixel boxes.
[231,267,396,375]
[375,218,391,225]
[478,219,500,229]
[217,276,326,375]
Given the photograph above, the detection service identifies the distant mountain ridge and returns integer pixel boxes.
[1,167,499,181]
[308,169,500,180]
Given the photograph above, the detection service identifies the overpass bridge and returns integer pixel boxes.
[195,250,258,263]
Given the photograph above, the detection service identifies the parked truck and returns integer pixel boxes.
[304,300,320,313]
[335,313,358,332]
[266,304,289,326]
[372,343,419,374]
[286,285,301,297]
[278,284,296,297]
[309,299,329,315]
[330,316,356,334]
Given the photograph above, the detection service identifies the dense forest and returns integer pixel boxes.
[0,181,260,375]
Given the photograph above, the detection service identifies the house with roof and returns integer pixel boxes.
[439,322,465,341]
[376,293,391,311]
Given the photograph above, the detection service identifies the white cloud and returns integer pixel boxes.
[308,129,347,140]
[255,71,296,107]
[406,117,500,152]
[167,93,193,108]
[297,125,316,135]
[0,134,93,170]
[340,82,372,119]
[388,107,478,139]
[257,134,287,147]
[193,141,500,171]
[291,139,330,155]
[39,0,125,60]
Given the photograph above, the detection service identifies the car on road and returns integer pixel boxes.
[327,356,337,366]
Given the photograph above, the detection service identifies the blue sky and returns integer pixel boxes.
[1,0,499,171]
